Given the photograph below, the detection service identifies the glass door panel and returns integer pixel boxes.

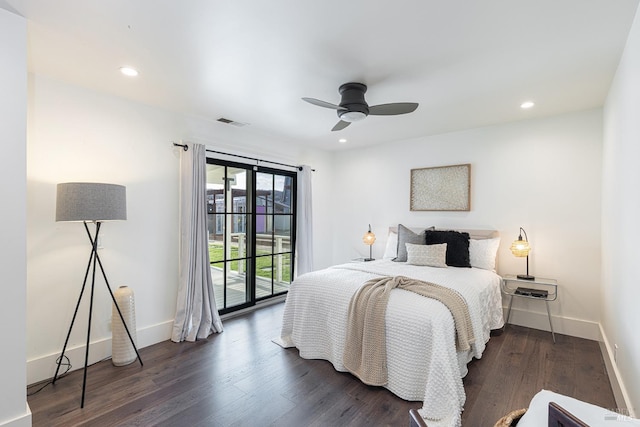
[275,175,293,213]
[253,169,295,301]
[211,260,248,310]
[274,215,292,245]
[255,214,273,255]
[231,214,248,259]
[207,162,252,313]
[276,253,292,289]
[206,164,225,245]
[216,260,246,309]
[255,255,273,299]
[207,159,295,313]
[224,260,246,308]
[256,172,273,213]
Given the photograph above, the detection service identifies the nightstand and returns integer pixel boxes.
[501,275,558,343]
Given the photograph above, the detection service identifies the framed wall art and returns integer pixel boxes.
[410,163,470,211]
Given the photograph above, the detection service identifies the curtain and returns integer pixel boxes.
[296,165,314,275]
[171,143,223,342]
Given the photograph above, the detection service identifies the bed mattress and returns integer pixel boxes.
[276,259,504,427]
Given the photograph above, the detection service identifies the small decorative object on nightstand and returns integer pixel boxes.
[502,275,558,343]
[362,224,376,261]
[510,227,534,280]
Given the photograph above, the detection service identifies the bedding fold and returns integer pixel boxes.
[343,275,474,386]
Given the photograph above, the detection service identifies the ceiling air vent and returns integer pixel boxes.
[217,117,248,127]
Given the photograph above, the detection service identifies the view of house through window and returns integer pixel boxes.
[206,158,296,314]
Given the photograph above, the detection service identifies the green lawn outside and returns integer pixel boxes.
[209,243,291,281]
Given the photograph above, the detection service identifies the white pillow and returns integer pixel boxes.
[382,231,398,259]
[405,243,448,268]
[469,237,500,271]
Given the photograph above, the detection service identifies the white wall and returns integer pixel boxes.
[0,7,31,427]
[26,74,333,384]
[331,109,603,339]
[602,6,640,417]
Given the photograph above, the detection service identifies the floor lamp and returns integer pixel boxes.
[53,182,143,408]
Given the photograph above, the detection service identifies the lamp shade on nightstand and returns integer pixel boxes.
[510,227,534,280]
[362,227,376,246]
[509,237,531,257]
[362,224,376,261]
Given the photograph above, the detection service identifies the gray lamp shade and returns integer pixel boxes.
[56,182,127,222]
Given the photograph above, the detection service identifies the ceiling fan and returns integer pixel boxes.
[302,82,419,131]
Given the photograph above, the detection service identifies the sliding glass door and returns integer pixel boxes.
[255,172,295,299]
[206,159,296,314]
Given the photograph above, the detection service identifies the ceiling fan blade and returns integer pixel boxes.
[302,97,346,110]
[368,102,419,116]
[331,120,351,131]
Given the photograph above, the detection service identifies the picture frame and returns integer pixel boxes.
[410,164,470,211]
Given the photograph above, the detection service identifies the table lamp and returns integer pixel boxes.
[510,227,534,280]
[362,224,376,261]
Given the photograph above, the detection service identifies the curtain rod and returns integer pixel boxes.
[172,142,314,171]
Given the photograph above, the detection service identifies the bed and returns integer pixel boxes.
[275,227,504,427]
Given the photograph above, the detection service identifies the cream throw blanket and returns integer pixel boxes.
[343,275,475,386]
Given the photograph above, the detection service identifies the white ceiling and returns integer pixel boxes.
[5,0,639,150]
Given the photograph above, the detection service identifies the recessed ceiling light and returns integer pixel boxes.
[520,101,535,109]
[119,67,139,77]
[338,138,347,144]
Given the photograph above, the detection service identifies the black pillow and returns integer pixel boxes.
[424,230,471,267]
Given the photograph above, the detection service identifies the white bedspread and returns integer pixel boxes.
[276,260,504,427]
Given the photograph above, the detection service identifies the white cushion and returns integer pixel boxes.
[517,389,640,426]
[382,231,398,259]
[469,237,500,271]
[405,243,448,268]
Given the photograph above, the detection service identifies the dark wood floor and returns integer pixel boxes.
[28,302,615,426]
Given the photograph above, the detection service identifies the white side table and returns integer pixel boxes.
[501,275,558,343]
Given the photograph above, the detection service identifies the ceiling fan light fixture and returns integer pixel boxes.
[339,111,367,122]
[303,82,419,131]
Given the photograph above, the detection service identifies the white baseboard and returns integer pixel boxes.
[503,307,601,341]
[599,325,636,418]
[0,405,31,427]
[28,299,287,385]
[27,320,173,385]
